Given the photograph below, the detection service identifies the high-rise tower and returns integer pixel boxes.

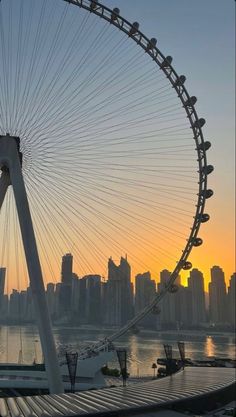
[158,270,175,326]
[105,256,133,326]
[61,253,73,285]
[0,267,6,302]
[0,267,6,317]
[135,271,156,328]
[227,272,235,328]
[84,275,102,324]
[209,266,227,324]
[59,253,73,314]
[188,268,206,325]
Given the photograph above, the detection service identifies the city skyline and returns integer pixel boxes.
[1,253,235,295]
[1,254,235,330]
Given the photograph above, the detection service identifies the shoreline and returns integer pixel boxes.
[0,323,235,339]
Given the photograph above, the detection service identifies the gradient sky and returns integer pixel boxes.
[0,0,235,293]
[102,0,235,288]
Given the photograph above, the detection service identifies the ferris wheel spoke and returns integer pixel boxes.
[30,162,196,220]
[26,165,181,266]
[28,168,188,260]
[27,181,96,274]
[20,13,108,134]
[24,56,157,139]
[22,25,129,137]
[0,0,213,355]
[28,181,119,273]
[27,164,195,233]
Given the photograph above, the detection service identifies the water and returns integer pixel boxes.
[0,326,235,376]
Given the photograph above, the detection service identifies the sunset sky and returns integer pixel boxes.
[101,0,235,288]
[0,0,235,294]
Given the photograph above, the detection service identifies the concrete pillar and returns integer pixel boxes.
[0,135,64,394]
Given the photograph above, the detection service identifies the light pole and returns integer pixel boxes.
[152,363,157,379]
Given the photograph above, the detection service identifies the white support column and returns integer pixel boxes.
[0,171,10,210]
[0,135,64,394]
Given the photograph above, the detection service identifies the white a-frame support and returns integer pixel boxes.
[0,135,64,394]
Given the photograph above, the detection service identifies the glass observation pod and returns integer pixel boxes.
[198,141,212,151]
[152,305,161,315]
[168,284,179,293]
[192,237,203,247]
[182,261,192,270]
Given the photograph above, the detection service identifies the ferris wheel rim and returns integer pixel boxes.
[55,0,213,345]
[62,0,209,271]
[0,0,213,352]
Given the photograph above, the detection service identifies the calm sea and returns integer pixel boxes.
[0,326,235,376]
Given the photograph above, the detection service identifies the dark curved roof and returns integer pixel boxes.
[0,367,235,416]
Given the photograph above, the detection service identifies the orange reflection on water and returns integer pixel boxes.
[205,336,215,358]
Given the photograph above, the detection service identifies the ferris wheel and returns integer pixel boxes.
[0,0,213,393]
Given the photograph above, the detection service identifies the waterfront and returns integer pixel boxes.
[0,326,235,377]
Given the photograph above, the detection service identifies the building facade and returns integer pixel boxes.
[0,267,6,316]
[188,269,206,325]
[209,266,227,324]
[135,271,156,328]
[105,256,133,326]
[59,253,73,314]
[227,272,235,328]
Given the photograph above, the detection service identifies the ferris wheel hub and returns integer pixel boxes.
[0,135,22,170]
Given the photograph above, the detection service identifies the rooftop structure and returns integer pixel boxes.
[0,367,235,417]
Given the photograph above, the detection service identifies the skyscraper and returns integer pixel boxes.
[54,283,62,318]
[84,275,102,324]
[9,290,20,321]
[59,253,73,314]
[135,272,156,312]
[0,268,6,309]
[158,270,176,326]
[71,273,80,317]
[188,268,206,325]
[178,285,192,327]
[105,256,133,326]
[0,268,6,319]
[135,271,156,328]
[25,286,35,322]
[78,277,87,323]
[227,272,235,328]
[209,266,227,324]
[46,283,56,318]
[61,253,73,285]
[105,258,122,326]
